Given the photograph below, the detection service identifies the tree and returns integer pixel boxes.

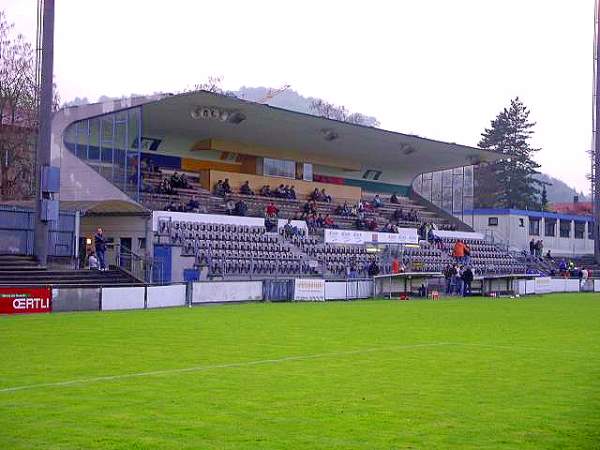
[0,10,59,200]
[476,97,544,210]
[309,98,379,127]
[184,75,238,97]
[0,10,38,200]
[541,185,548,211]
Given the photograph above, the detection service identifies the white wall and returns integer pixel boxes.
[101,286,145,310]
[192,281,263,303]
[146,284,187,308]
[470,213,593,257]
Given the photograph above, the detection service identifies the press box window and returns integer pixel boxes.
[559,220,571,238]
[574,222,585,239]
[544,219,556,237]
[528,218,540,236]
[488,217,498,226]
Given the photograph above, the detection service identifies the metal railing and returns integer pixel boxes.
[110,244,161,284]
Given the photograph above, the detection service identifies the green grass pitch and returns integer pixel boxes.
[1,294,599,449]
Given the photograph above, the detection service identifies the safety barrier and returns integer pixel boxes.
[517,277,596,295]
[191,281,263,303]
[325,279,373,300]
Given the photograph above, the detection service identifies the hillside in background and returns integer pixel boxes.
[536,173,588,203]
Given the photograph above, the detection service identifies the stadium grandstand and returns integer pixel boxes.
[7,88,535,290]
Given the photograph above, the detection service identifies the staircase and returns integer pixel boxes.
[0,255,141,287]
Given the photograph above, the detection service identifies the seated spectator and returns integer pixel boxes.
[392,207,404,222]
[88,252,99,270]
[307,214,318,233]
[310,188,321,201]
[367,259,380,277]
[390,192,400,204]
[259,185,272,197]
[265,216,278,232]
[213,180,226,197]
[160,178,175,195]
[336,201,351,216]
[165,200,177,212]
[372,194,383,208]
[225,197,236,215]
[316,213,325,228]
[320,188,332,203]
[240,181,254,196]
[367,218,378,231]
[233,199,248,216]
[323,214,336,228]
[283,219,299,238]
[275,184,286,198]
[175,201,185,212]
[545,250,552,259]
[289,185,297,200]
[185,196,201,213]
[223,178,232,194]
[266,201,279,217]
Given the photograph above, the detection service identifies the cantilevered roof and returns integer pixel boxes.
[60,200,149,216]
[141,91,502,184]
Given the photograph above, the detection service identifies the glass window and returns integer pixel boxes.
[488,217,498,226]
[574,222,585,239]
[263,158,295,178]
[544,219,556,237]
[560,220,571,238]
[529,218,540,236]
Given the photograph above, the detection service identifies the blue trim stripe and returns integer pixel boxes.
[464,208,593,222]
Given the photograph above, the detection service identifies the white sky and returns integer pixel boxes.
[4,0,595,193]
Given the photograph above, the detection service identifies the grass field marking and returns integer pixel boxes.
[0,342,454,394]
[448,342,597,357]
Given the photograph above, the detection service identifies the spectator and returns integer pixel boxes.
[316,213,325,228]
[225,197,236,215]
[234,199,248,216]
[223,178,232,194]
[307,214,317,234]
[266,201,279,217]
[94,227,108,271]
[240,181,254,196]
[372,194,383,208]
[535,240,543,258]
[529,238,535,257]
[275,184,286,198]
[452,265,463,296]
[453,239,466,263]
[213,180,226,197]
[443,264,456,294]
[289,186,297,200]
[545,250,553,260]
[393,208,404,222]
[558,258,568,276]
[185,196,200,213]
[337,201,351,216]
[310,188,321,201]
[258,184,273,197]
[165,200,178,212]
[324,214,336,228]
[463,241,471,265]
[461,266,474,296]
[367,217,378,231]
[391,256,402,274]
[390,192,400,204]
[367,259,380,277]
[88,252,99,270]
[320,188,332,203]
[283,219,298,238]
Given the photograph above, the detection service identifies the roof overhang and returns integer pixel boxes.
[141,90,503,184]
[60,200,150,217]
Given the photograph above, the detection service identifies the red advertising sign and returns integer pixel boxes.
[0,287,52,314]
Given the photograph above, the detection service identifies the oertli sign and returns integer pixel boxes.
[0,287,52,314]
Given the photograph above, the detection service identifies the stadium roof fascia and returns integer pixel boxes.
[139,90,503,184]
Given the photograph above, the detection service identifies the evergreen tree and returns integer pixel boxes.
[476,97,543,209]
[541,185,548,211]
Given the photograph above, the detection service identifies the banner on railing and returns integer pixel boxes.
[0,287,52,314]
[432,230,485,240]
[534,277,553,294]
[294,278,326,301]
[324,228,418,245]
[152,211,265,232]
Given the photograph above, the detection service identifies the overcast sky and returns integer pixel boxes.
[4,0,595,193]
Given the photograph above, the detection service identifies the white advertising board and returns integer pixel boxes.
[432,230,485,240]
[595,280,600,292]
[192,281,263,303]
[534,277,553,294]
[294,278,326,301]
[153,211,265,232]
[146,284,187,308]
[324,228,418,245]
[101,287,145,311]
